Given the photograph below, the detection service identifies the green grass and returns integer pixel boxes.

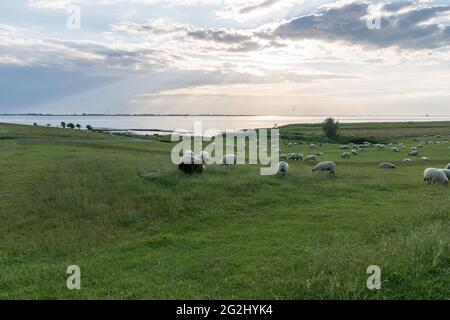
[0,122,449,299]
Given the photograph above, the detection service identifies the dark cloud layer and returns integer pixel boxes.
[271,2,450,49]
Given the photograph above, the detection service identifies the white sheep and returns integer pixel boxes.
[278,161,289,176]
[391,147,399,152]
[304,155,317,162]
[195,151,210,164]
[220,154,237,165]
[423,168,449,185]
[441,169,450,179]
[403,158,412,165]
[379,162,395,169]
[351,149,358,155]
[377,144,385,150]
[341,152,351,159]
[288,153,303,161]
[421,157,430,162]
[409,150,419,156]
[312,161,336,175]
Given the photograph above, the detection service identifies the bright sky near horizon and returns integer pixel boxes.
[1,0,450,115]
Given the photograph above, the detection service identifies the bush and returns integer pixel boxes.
[322,118,339,138]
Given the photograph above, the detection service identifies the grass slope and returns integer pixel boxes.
[0,123,449,299]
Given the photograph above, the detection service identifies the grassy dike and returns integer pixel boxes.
[0,122,449,299]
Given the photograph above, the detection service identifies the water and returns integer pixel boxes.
[1,115,450,134]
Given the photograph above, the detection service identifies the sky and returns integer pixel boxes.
[0,0,450,116]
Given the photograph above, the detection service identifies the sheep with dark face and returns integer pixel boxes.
[312,161,336,175]
[278,161,289,177]
[379,162,396,169]
[424,168,449,185]
[178,155,204,175]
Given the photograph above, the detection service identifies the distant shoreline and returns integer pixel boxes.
[2,114,450,118]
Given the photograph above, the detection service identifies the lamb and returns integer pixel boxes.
[409,150,419,156]
[341,152,351,159]
[288,153,303,161]
[423,168,449,185]
[379,162,396,169]
[220,154,237,165]
[312,161,336,175]
[421,157,430,162]
[278,161,289,176]
[304,155,317,162]
[178,155,204,174]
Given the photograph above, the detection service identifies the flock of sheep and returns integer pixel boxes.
[177,135,450,186]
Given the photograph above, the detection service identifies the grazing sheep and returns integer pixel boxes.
[288,153,303,161]
[309,143,316,148]
[377,144,385,150]
[278,161,289,176]
[304,155,317,162]
[421,157,430,162]
[441,169,450,179]
[178,155,204,174]
[404,158,412,165]
[423,168,449,185]
[391,147,399,152]
[351,149,358,155]
[339,145,350,150]
[220,154,237,165]
[341,152,351,159]
[316,152,324,156]
[379,162,396,169]
[409,150,420,156]
[312,161,336,175]
[195,151,210,164]
[279,154,288,161]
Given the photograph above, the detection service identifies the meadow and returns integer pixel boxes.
[0,122,448,299]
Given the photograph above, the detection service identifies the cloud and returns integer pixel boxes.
[269,1,450,49]
[238,0,282,14]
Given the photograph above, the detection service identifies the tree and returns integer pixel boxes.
[86,125,93,131]
[61,122,66,128]
[322,117,339,139]
[76,124,81,130]
[67,123,75,129]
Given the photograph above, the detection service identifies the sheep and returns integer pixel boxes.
[304,155,317,162]
[421,157,430,162]
[409,150,419,156]
[278,161,289,177]
[351,149,358,155]
[377,144,385,150]
[339,145,350,150]
[403,158,412,165]
[178,155,204,174]
[423,168,449,185]
[379,162,396,169]
[312,161,336,175]
[441,169,450,179]
[288,153,303,161]
[279,154,288,161]
[341,152,351,159]
[220,154,237,165]
[309,143,316,148]
[195,151,210,164]
[391,147,399,152]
